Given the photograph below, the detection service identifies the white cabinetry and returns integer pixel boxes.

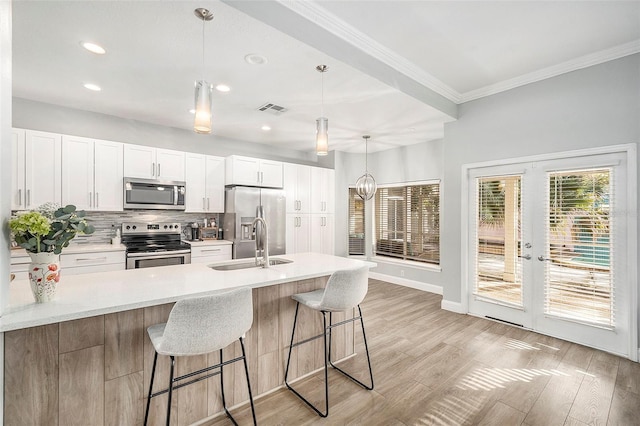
[124,145,185,181]
[226,155,283,188]
[62,135,123,211]
[286,214,310,254]
[284,163,311,213]
[310,214,335,255]
[11,129,62,209]
[60,250,126,276]
[310,167,335,214]
[185,153,225,213]
[190,242,232,264]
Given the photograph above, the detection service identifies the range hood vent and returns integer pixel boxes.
[257,103,288,115]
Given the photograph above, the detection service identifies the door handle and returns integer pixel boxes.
[27,189,31,207]
[152,162,155,177]
[538,256,552,262]
[89,192,92,207]
[519,254,531,260]
[157,163,161,177]
[203,197,206,210]
[96,192,99,208]
[207,198,210,210]
[18,189,22,206]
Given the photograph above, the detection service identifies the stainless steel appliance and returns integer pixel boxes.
[122,222,191,269]
[223,186,286,259]
[123,178,186,210]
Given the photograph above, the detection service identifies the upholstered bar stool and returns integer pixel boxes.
[284,266,374,417]
[144,287,257,426]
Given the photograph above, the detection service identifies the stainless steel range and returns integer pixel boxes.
[122,222,191,269]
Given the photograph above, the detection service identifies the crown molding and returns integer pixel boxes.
[460,39,640,103]
[278,0,463,103]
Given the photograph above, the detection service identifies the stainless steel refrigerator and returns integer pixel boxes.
[223,186,286,259]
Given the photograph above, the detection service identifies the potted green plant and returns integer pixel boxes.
[9,203,95,303]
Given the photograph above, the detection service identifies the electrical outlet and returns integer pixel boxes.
[400,270,405,277]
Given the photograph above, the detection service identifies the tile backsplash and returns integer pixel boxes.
[71,211,222,245]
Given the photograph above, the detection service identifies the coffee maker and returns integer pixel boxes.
[188,223,201,241]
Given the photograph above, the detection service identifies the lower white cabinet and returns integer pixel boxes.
[190,243,232,264]
[11,248,126,279]
[59,250,126,276]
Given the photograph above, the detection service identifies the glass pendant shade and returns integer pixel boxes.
[194,80,213,134]
[356,173,377,200]
[316,117,328,156]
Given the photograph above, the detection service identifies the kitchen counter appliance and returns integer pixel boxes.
[223,186,285,259]
[122,222,191,269]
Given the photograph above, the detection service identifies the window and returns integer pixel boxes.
[375,182,440,264]
[348,188,365,255]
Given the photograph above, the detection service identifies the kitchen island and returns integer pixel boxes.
[3,253,374,425]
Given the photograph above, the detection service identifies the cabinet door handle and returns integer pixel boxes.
[27,189,31,207]
[76,257,108,262]
[18,189,22,206]
[95,192,99,208]
[203,197,206,210]
[89,192,92,207]
[152,162,155,177]
[157,163,161,177]
[201,248,221,253]
[257,171,260,183]
[261,171,264,183]
[207,198,210,210]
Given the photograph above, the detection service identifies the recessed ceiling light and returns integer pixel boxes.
[83,83,101,91]
[261,125,271,131]
[81,42,106,55]
[215,84,231,92]
[244,53,268,65]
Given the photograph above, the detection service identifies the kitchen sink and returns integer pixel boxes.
[209,258,293,271]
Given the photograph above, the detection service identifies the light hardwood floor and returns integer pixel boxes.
[201,279,640,426]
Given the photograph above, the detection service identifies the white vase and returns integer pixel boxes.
[28,252,61,303]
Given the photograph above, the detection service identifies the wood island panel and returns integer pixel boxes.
[3,276,354,425]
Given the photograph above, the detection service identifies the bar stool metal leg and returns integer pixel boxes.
[328,305,374,390]
[166,356,175,426]
[144,351,159,425]
[240,337,258,425]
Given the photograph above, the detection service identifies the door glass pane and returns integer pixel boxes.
[545,169,613,326]
[475,176,522,306]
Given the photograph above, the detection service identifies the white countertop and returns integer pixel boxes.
[187,240,233,247]
[11,243,127,259]
[1,253,375,332]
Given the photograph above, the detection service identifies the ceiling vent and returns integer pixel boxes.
[257,103,288,115]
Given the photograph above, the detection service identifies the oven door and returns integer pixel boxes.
[126,250,191,269]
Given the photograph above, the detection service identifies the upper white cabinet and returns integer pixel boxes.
[226,155,283,188]
[124,145,185,181]
[284,163,311,214]
[62,135,123,211]
[12,129,62,210]
[185,153,225,213]
[310,167,335,214]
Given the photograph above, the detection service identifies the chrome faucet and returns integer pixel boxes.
[251,216,269,268]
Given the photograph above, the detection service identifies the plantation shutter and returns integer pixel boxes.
[348,188,365,255]
[375,182,440,264]
[545,168,614,327]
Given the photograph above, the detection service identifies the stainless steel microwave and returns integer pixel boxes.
[123,178,186,210]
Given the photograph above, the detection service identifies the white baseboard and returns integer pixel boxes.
[441,300,465,314]
[368,272,442,295]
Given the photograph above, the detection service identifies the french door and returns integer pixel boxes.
[467,150,634,358]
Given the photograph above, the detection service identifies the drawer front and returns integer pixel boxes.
[191,245,232,258]
[62,262,125,276]
[60,251,125,268]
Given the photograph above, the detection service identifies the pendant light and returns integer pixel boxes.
[355,135,377,200]
[315,65,329,156]
[193,8,214,134]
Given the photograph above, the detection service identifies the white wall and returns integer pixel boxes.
[12,98,333,168]
[334,139,445,289]
[441,54,640,309]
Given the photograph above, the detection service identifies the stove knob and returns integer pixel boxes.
[125,225,131,230]
[132,225,137,230]
[164,225,168,229]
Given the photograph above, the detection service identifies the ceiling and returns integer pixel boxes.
[12,1,640,155]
